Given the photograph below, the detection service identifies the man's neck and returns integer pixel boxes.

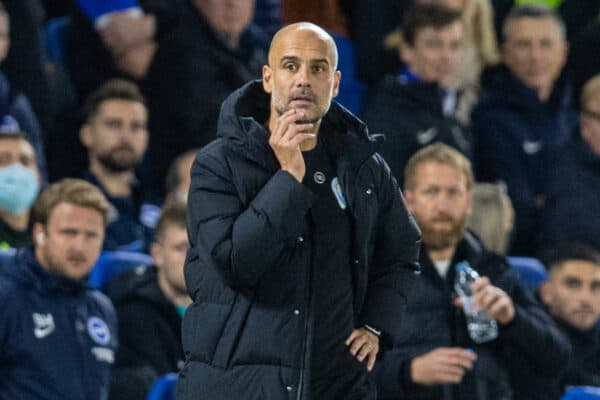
[537,84,552,102]
[427,246,456,263]
[158,273,192,308]
[90,160,134,197]
[0,209,30,232]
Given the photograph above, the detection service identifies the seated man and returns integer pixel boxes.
[539,243,600,396]
[107,201,189,400]
[0,129,40,248]
[143,0,268,196]
[361,3,472,186]
[538,74,600,254]
[471,4,577,255]
[373,143,570,400]
[80,78,158,250]
[0,178,117,400]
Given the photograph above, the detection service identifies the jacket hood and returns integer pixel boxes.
[479,64,573,113]
[215,80,384,170]
[379,75,443,113]
[107,264,172,310]
[0,248,88,295]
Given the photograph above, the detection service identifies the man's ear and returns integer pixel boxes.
[150,242,163,269]
[332,70,341,98]
[398,39,413,66]
[403,189,415,212]
[262,65,273,94]
[79,124,93,149]
[539,281,552,305]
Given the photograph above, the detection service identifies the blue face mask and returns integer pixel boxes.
[0,164,39,215]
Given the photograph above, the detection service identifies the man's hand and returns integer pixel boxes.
[115,41,157,78]
[344,328,379,372]
[410,348,477,385]
[268,109,315,182]
[470,277,515,325]
[99,11,156,56]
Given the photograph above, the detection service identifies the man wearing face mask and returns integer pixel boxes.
[0,129,40,249]
[80,78,158,251]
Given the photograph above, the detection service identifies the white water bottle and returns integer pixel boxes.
[454,261,498,343]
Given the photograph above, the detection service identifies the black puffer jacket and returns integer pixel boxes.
[178,80,421,400]
[374,232,570,400]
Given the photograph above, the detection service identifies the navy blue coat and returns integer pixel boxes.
[374,232,570,400]
[471,66,577,255]
[0,248,118,400]
[177,81,421,400]
[538,137,600,254]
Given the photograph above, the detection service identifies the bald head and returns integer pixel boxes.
[268,23,338,70]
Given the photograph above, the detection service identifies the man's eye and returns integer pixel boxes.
[285,64,297,71]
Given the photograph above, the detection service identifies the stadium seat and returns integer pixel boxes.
[44,16,71,66]
[507,256,548,292]
[146,372,178,400]
[561,386,600,400]
[88,251,152,290]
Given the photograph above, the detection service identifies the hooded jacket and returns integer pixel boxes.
[471,65,577,254]
[374,232,570,400]
[0,248,117,400]
[177,80,421,400]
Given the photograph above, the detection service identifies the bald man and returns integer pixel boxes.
[178,23,420,400]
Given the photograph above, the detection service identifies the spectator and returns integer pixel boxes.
[66,0,181,100]
[0,130,40,249]
[80,79,158,251]
[107,202,189,400]
[164,148,197,204]
[0,2,46,182]
[538,74,600,255]
[466,182,514,255]
[143,0,268,197]
[178,22,421,399]
[1,0,51,133]
[374,143,570,400]
[361,3,472,186]
[539,243,600,394]
[471,4,577,255]
[0,178,117,400]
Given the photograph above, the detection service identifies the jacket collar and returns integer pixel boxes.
[6,248,88,296]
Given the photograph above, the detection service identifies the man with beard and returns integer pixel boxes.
[178,22,421,400]
[373,143,569,400]
[80,79,158,250]
[539,243,600,396]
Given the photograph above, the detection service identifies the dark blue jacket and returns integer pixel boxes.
[374,232,570,400]
[361,76,473,187]
[177,80,421,400]
[471,66,577,255]
[538,137,600,254]
[0,71,46,182]
[0,248,118,400]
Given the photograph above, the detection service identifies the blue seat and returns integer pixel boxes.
[146,372,178,400]
[44,16,71,66]
[507,256,548,292]
[88,251,152,290]
[562,386,600,399]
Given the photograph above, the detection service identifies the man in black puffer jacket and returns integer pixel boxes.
[177,22,421,400]
[373,143,570,400]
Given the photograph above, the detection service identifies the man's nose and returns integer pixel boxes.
[295,66,311,87]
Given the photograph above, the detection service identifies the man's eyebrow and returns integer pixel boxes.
[279,56,330,65]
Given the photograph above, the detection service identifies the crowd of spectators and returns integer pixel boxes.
[0,0,599,399]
